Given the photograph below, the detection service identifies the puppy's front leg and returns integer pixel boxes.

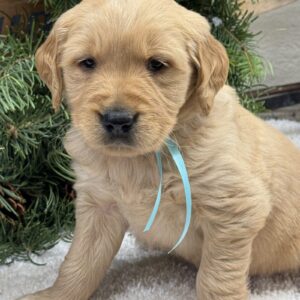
[197,227,252,300]
[196,195,270,300]
[21,195,127,300]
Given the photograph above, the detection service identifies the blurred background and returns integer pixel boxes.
[249,0,300,120]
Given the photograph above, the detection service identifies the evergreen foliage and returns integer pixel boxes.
[0,0,267,263]
[0,31,75,263]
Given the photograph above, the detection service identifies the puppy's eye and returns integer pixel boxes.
[147,58,167,73]
[79,58,96,70]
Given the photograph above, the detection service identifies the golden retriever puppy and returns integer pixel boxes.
[21,0,300,299]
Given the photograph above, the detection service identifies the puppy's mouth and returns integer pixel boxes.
[103,135,135,147]
[101,136,141,157]
[94,107,171,157]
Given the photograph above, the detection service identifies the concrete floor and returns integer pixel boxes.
[251,0,300,87]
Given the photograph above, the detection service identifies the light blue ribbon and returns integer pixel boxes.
[144,138,192,253]
[143,152,163,233]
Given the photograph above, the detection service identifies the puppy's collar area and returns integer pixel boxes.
[144,138,192,253]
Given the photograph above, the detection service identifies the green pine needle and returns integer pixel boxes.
[0,29,75,264]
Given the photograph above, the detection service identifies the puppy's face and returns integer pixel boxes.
[36,0,228,157]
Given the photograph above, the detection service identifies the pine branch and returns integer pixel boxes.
[0,29,75,263]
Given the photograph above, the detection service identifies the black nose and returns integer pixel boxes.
[101,109,138,137]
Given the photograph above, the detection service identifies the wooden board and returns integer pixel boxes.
[0,0,44,33]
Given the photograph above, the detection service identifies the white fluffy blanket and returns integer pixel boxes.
[1,119,300,300]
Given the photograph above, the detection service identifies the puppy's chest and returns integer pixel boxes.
[110,160,183,214]
[107,159,196,249]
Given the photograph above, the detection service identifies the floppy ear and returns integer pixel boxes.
[35,18,68,111]
[189,31,229,115]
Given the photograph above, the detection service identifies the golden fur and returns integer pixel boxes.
[21,0,300,299]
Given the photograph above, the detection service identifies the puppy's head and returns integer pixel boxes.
[36,0,228,157]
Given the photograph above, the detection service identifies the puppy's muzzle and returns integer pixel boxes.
[101,108,138,141]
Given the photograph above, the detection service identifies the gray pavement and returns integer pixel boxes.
[251,0,300,87]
